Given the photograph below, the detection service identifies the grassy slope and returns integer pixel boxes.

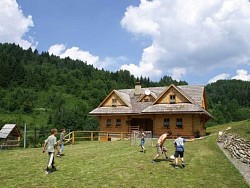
[207,119,250,140]
[0,135,249,188]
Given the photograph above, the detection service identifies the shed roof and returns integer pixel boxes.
[0,124,20,139]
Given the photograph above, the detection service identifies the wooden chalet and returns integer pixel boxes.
[0,124,21,148]
[89,83,213,138]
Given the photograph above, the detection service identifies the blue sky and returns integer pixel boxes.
[1,0,250,85]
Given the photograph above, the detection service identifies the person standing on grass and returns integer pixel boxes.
[43,128,59,174]
[140,129,146,153]
[173,133,194,169]
[152,130,172,163]
[57,128,66,157]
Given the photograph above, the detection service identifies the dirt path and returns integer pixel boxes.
[217,142,250,186]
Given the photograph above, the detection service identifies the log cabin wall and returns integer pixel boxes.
[99,116,129,132]
[153,114,205,138]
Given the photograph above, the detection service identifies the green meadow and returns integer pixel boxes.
[1,123,249,188]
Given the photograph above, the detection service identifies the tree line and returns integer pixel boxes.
[206,79,250,126]
[0,43,249,131]
[0,43,187,131]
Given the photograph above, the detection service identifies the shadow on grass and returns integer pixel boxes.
[168,163,187,169]
[152,159,169,162]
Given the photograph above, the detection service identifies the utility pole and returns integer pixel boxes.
[24,123,27,149]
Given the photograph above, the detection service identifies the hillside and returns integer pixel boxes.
[0,43,250,134]
[0,43,187,132]
[206,80,250,126]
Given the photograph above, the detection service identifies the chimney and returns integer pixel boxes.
[134,82,141,95]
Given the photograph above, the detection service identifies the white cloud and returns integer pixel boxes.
[0,0,36,49]
[48,44,130,72]
[121,0,250,81]
[48,44,66,56]
[208,69,250,83]
[232,69,250,81]
[48,44,99,65]
[170,68,187,81]
[121,0,160,36]
[60,47,99,65]
[208,73,230,83]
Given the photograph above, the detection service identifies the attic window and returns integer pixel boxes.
[112,99,117,107]
[170,95,176,104]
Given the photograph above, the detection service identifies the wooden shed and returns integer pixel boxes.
[0,124,21,148]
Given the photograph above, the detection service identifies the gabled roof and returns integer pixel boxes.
[153,84,196,105]
[89,84,212,118]
[98,90,131,108]
[0,124,21,139]
[138,90,157,102]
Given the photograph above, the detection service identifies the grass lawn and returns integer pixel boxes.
[0,135,249,188]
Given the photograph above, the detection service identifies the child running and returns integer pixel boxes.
[43,128,59,174]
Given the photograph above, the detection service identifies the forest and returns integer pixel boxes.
[0,43,250,131]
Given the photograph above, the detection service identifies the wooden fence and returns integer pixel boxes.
[70,131,131,144]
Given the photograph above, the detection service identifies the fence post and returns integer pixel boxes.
[34,126,37,148]
[106,132,109,141]
[72,131,75,144]
[24,123,27,149]
[121,132,123,140]
[91,132,93,141]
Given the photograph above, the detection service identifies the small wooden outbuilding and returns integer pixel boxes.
[0,124,21,148]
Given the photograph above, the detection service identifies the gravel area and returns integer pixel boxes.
[217,142,250,185]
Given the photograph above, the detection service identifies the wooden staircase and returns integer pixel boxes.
[130,125,139,132]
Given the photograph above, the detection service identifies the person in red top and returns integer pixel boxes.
[152,130,172,163]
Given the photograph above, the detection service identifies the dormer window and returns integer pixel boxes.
[143,97,150,102]
[112,99,117,107]
[170,95,176,104]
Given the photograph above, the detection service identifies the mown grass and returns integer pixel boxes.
[0,134,249,188]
